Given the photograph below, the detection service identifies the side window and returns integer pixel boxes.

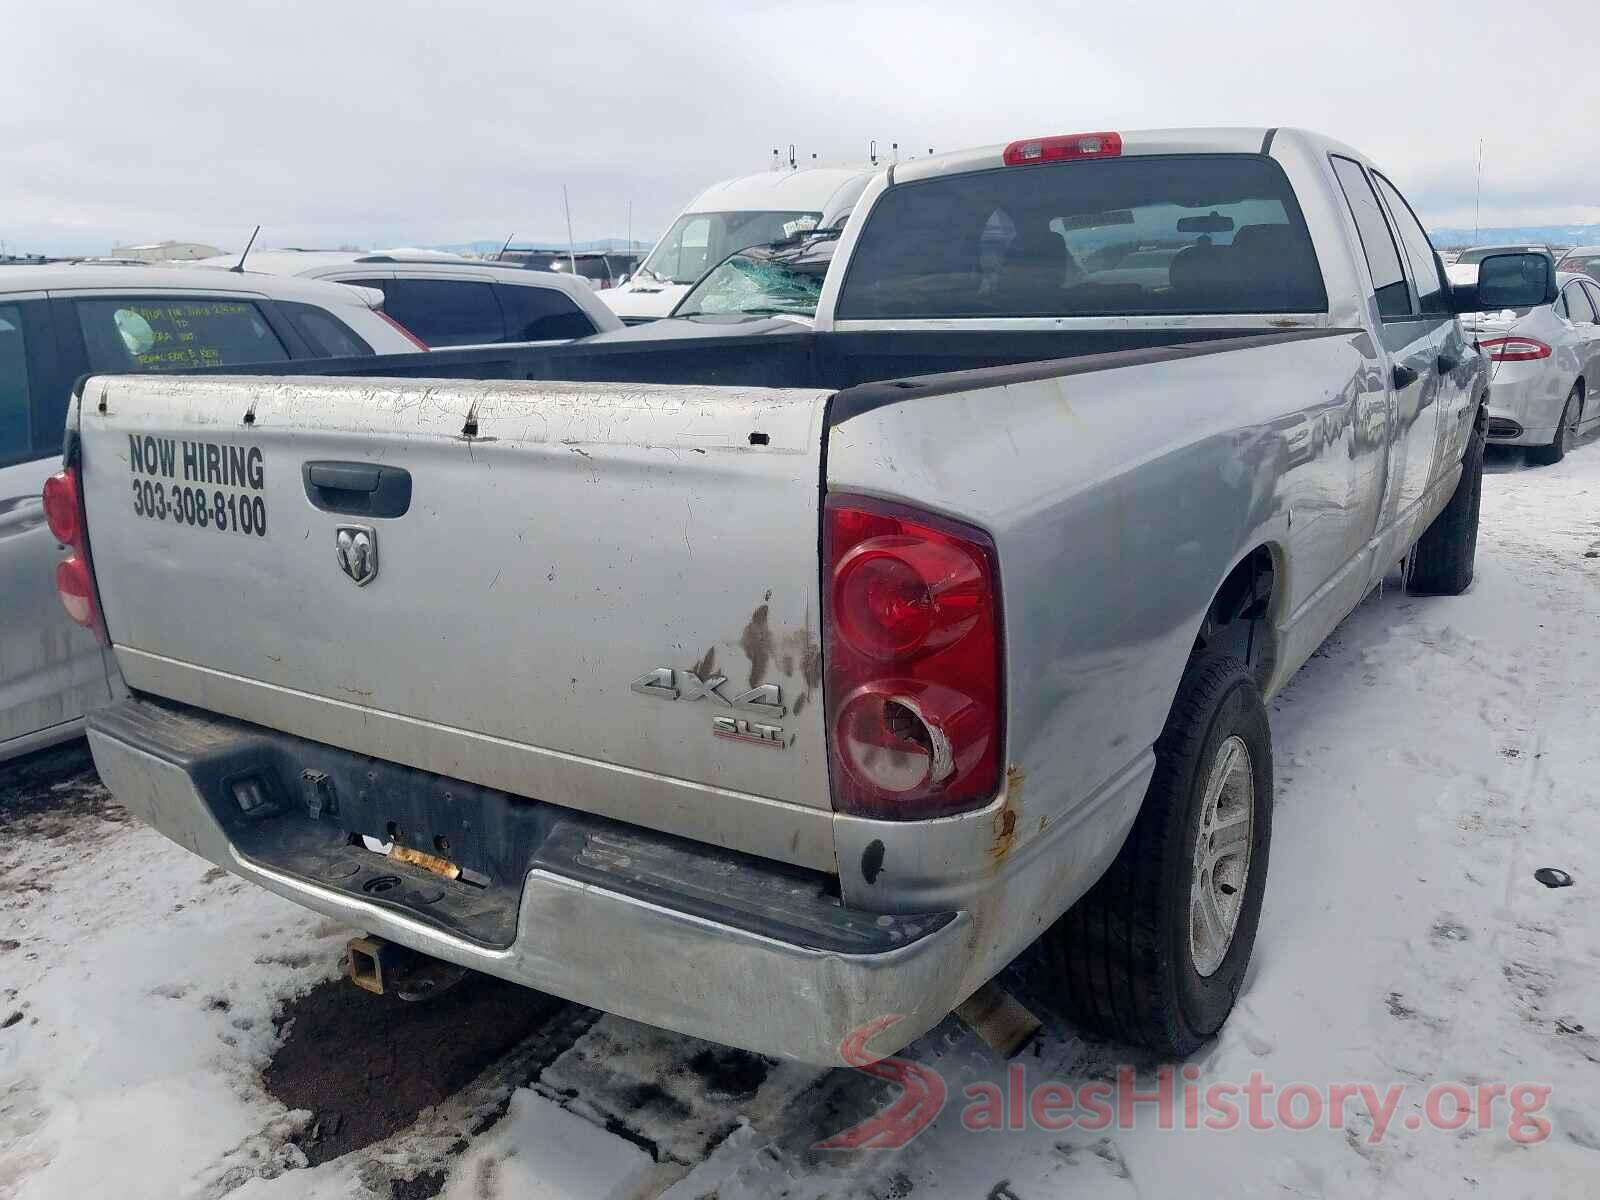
[1583,281,1600,318]
[378,279,504,348]
[1371,172,1448,315]
[0,304,32,467]
[1555,292,1569,319]
[76,298,290,372]
[1330,156,1412,319]
[1563,283,1595,324]
[494,284,597,341]
[278,301,375,357]
[667,217,712,283]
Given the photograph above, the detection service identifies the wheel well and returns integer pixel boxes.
[1194,546,1277,689]
[1576,378,1586,417]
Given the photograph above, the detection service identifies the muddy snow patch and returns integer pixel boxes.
[261,974,571,1166]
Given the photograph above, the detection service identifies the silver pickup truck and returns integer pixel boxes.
[50,128,1548,1064]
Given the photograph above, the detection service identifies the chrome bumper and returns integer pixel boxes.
[86,698,976,1065]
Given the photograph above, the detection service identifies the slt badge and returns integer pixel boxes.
[631,667,788,748]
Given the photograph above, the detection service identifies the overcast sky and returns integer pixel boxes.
[4,0,1598,256]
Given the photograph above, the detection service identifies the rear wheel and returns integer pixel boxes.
[1048,653,1272,1056]
[1408,407,1485,595]
[1529,385,1580,466]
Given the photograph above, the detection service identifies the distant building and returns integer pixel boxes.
[109,240,225,262]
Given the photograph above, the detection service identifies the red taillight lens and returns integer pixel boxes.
[42,470,82,544]
[376,309,429,350]
[1476,336,1551,361]
[56,557,96,626]
[824,496,1002,819]
[43,466,105,638]
[1002,131,1122,166]
[834,537,984,660]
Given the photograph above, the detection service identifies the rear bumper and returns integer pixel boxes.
[87,697,974,1065]
[1484,370,1568,446]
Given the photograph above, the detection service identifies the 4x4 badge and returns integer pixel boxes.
[630,668,784,716]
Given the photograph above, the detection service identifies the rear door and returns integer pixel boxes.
[1581,282,1600,433]
[1370,169,1477,495]
[0,296,111,755]
[1561,280,1600,388]
[1329,156,1443,541]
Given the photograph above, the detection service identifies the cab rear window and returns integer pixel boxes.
[836,154,1327,320]
[76,298,290,372]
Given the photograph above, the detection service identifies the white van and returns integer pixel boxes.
[602,166,877,321]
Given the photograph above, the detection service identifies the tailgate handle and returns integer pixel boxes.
[303,462,412,518]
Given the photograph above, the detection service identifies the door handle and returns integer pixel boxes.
[0,495,46,538]
[302,461,412,518]
[1436,354,1460,375]
[1392,364,1419,389]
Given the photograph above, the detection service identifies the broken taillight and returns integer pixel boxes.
[823,495,1004,819]
[43,465,106,640]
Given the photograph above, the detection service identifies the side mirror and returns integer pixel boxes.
[1462,252,1555,312]
[617,273,630,286]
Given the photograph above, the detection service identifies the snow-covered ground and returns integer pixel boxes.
[4,444,1599,1200]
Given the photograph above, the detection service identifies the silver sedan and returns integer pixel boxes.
[1461,270,1600,463]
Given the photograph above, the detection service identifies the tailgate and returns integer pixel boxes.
[75,374,836,869]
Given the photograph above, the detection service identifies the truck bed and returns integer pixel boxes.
[72,323,1348,872]
[173,324,1344,409]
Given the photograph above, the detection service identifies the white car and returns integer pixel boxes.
[1464,266,1600,463]
[195,250,621,346]
[601,166,876,322]
[1,263,421,761]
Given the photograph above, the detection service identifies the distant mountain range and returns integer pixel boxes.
[425,237,653,256]
[1428,225,1600,250]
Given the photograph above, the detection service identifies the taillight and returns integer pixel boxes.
[56,558,96,626]
[1476,336,1551,361]
[376,309,429,350]
[1002,132,1122,166]
[824,496,1003,819]
[42,465,105,639]
[42,470,82,544]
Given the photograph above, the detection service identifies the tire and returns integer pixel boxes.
[1048,652,1272,1056]
[1528,386,1580,466]
[1407,407,1485,595]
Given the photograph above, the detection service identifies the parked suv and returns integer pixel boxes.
[0,263,418,761]
[196,250,622,347]
[495,249,638,292]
